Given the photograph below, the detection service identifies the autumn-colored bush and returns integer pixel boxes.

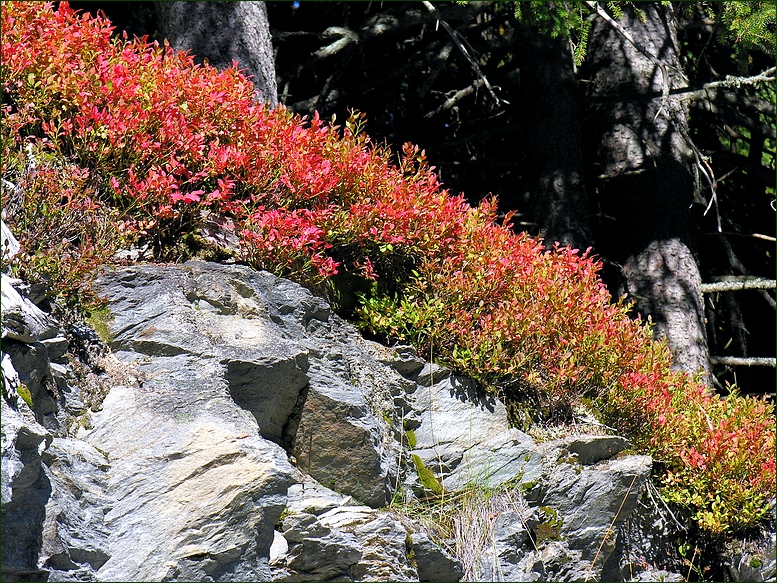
[1,144,127,305]
[1,2,773,533]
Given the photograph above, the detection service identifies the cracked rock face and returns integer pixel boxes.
[403,366,544,494]
[93,261,403,509]
[271,480,418,582]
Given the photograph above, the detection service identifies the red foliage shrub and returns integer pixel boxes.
[1,2,773,533]
[1,144,126,305]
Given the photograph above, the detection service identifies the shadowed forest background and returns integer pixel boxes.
[64,1,776,397]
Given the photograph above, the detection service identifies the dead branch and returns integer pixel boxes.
[713,238,777,312]
[312,27,359,59]
[419,41,454,98]
[424,80,484,119]
[675,67,776,102]
[421,1,501,106]
[710,356,776,367]
[700,276,777,293]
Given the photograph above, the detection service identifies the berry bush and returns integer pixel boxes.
[1,2,773,533]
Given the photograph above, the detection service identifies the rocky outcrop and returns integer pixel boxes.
[93,261,402,509]
[1,254,716,582]
[401,363,544,494]
[271,480,418,581]
[479,437,651,582]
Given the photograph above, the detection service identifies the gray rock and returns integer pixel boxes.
[2,273,77,436]
[1,351,23,411]
[293,358,396,508]
[93,262,311,444]
[1,381,52,506]
[81,371,296,581]
[285,479,353,516]
[477,505,544,582]
[38,438,112,578]
[1,273,60,343]
[378,345,425,379]
[563,434,630,465]
[539,454,651,537]
[277,481,416,581]
[95,262,402,508]
[415,362,451,387]
[631,569,685,582]
[285,529,362,579]
[411,532,463,582]
[351,513,417,581]
[221,345,310,444]
[1,218,20,261]
[468,436,653,582]
[2,340,60,427]
[525,450,652,581]
[492,511,532,560]
[8,257,746,583]
[480,549,543,582]
[407,371,544,493]
[40,336,70,362]
[1,387,54,582]
[55,262,325,582]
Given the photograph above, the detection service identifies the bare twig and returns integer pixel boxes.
[714,236,777,311]
[678,121,722,230]
[711,356,776,367]
[707,231,777,243]
[645,479,686,530]
[421,1,501,106]
[424,80,484,119]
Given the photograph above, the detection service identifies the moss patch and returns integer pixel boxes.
[411,454,444,496]
[534,506,563,544]
[16,383,34,408]
[85,305,114,344]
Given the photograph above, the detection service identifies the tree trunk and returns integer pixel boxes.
[155,1,278,107]
[516,30,592,250]
[584,4,710,380]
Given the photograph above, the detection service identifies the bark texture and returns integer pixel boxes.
[155,1,278,107]
[584,4,710,379]
[517,31,592,250]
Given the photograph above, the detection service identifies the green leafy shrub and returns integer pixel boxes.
[1,1,773,534]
